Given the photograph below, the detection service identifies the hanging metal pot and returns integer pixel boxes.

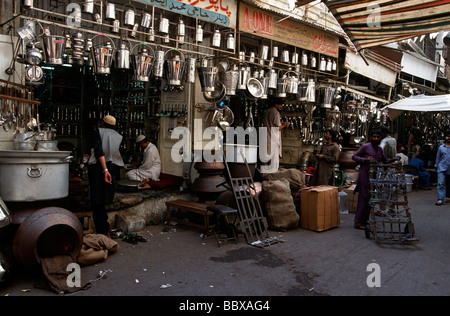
[164,49,186,86]
[41,34,66,65]
[90,35,116,75]
[153,47,165,78]
[133,44,155,82]
[197,56,219,92]
[319,87,336,109]
[276,72,288,98]
[116,42,131,70]
[286,71,299,95]
[220,64,239,96]
[306,79,316,103]
[186,55,197,84]
[297,78,308,101]
[124,3,136,27]
[267,68,278,90]
[237,64,250,90]
[141,12,152,29]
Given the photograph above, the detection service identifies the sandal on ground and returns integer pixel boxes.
[436,200,443,206]
[354,223,366,230]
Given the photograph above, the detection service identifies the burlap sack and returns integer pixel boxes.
[262,178,299,230]
[263,168,306,190]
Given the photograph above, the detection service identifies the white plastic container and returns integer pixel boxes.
[339,191,349,215]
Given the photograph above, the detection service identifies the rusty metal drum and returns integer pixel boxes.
[13,207,83,271]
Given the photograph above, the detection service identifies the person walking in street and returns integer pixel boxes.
[262,97,290,173]
[380,126,397,159]
[351,129,396,230]
[126,135,161,188]
[88,115,124,236]
[435,130,450,205]
[310,129,341,186]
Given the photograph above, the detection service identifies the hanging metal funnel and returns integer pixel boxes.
[164,49,186,86]
[220,65,239,96]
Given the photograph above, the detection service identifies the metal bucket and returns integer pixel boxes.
[133,45,155,82]
[267,69,277,89]
[13,207,83,271]
[220,68,239,96]
[41,35,66,65]
[198,57,218,92]
[319,87,336,109]
[91,38,115,75]
[164,49,186,86]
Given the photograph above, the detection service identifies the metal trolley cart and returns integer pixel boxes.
[365,162,419,243]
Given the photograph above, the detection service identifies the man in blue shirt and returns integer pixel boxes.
[408,153,431,190]
[435,130,450,205]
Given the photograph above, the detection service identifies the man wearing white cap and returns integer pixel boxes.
[88,115,124,236]
[126,135,161,188]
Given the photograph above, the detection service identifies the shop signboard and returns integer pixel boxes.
[238,2,338,58]
[135,0,237,28]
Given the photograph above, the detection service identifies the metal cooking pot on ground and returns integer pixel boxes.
[0,150,72,202]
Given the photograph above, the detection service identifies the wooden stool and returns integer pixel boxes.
[72,210,95,234]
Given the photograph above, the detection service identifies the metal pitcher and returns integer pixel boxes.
[220,65,239,96]
[41,34,66,65]
[197,56,219,92]
[186,55,197,84]
[90,36,116,75]
[286,72,299,95]
[153,48,165,78]
[277,74,288,98]
[237,64,250,90]
[164,49,186,86]
[133,44,155,82]
[267,68,278,90]
[116,42,131,70]
[258,71,269,100]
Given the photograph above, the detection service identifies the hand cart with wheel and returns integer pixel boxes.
[365,162,419,243]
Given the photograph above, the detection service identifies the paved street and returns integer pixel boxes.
[1,187,449,297]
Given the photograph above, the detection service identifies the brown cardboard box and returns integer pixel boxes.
[301,186,340,232]
[343,184,359,214]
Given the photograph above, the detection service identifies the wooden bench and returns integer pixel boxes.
[165,200,215,235]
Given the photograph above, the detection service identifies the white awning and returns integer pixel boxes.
[382,94,450,119]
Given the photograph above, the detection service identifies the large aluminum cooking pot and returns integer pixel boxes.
[0,150,72,202]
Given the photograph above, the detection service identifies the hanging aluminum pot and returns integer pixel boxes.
[198,56,219,92]
[116,42,131,70]
[41,34,66,65]
[220,64,239,96]
[141,12,152,29]
[306,79,316,102]
[237,64,250,90]
[124,4,136,27]
[106,3,116,20]
[186,55,197,84]
[277,73,288,98]
[319,87,336,109]
[90,35,116,75]
[267,68,278,90]
[84,0,94,14]
[153,48,165,78]
[258,71,269,100]
[259,45,269,65]
[133,44,155,82]
[164,49,186,86]
[286,71,299,95]
[281,49,290,63]
[297,78,308,101]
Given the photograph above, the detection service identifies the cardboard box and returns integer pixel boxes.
[343,184,359,214]
[301,186,340,232]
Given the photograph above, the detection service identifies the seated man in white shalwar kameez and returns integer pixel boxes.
[126,135,161,188]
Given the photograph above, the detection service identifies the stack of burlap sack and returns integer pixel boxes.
[261,168,306,231]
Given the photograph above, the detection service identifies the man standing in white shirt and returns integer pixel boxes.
[380,126,397,159]
[126,135,161,187]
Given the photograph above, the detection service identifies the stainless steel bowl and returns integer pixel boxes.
[203,81,227,103]
[245,77,264,100]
